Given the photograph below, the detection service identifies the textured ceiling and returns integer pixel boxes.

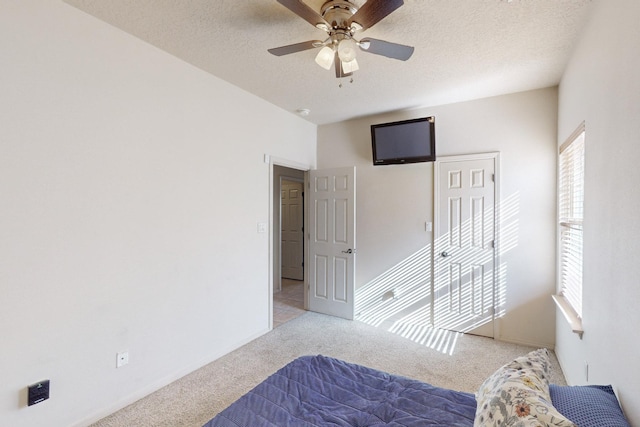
[63,0,594,125]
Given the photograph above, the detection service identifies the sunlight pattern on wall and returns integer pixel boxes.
[496,192,520,318]
[355,192,519,354]
[498,192,520,256]
[355,245,432,328]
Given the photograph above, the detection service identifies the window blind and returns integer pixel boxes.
[558,125,585,317]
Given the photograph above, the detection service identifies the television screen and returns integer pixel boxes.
[371,117,435,165]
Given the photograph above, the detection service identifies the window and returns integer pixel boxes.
[557,123,585,320]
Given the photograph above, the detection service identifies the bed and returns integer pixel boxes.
[203,350,631,427]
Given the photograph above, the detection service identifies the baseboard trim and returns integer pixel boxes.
[495,335,555,351]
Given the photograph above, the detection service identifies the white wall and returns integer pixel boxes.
[556,0,640,424]
[318,87,558,348]
[0,1,316,426]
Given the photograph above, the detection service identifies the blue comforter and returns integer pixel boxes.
[203,355,476,426]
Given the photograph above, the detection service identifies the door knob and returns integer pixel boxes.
[342,249,355,254]
[440,251,450,258]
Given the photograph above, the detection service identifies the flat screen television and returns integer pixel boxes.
[371,116,435,165]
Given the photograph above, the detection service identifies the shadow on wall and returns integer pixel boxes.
[355,192,520,355]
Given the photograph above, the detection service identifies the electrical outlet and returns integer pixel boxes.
[116,351,129,368]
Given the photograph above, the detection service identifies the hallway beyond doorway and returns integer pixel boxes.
[274,279,305,328]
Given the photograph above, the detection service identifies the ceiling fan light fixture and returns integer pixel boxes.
[315,46,335,70]
[358,40,371,50]
[350,22,363,32]
[341,58,359,73]
[338,38,357,62]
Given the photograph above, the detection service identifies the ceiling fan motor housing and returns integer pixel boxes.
[321,0,358,30]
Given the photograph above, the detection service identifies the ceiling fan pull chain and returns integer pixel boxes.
[338,77,354,88]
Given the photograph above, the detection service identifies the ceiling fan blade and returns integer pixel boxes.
[334,51,353,78]
[268,40,322,56]
[276,0,330,28]
[347,0,404,31]
[359,38,414,61]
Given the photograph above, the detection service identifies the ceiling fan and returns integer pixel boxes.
[268,0,414,78]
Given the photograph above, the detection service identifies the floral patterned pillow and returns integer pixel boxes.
[474,348,576,427]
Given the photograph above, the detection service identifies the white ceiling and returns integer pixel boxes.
[63,0,594,125]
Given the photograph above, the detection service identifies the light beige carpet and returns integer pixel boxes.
[90,312,566,427]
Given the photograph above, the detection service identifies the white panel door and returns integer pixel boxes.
[281,180,304,280]
[309,167,356,320]
[434,155,497,337]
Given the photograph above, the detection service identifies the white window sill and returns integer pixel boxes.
[552,294,584,338]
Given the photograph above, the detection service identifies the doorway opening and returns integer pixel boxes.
[269,161,356,328]
[272,164,307,328]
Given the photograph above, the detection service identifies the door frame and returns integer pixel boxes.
[433,152,501,337]
[268,156,311,331]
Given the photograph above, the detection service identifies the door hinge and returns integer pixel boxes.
[491,240,495,248]
[491,174,495,182]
